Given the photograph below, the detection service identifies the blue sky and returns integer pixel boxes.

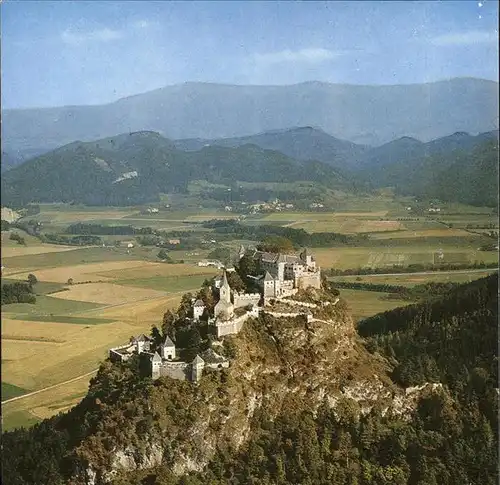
[1,0,498,109]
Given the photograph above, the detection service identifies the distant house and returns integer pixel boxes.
[168,239,181,245]
[224,206,232,212]
[198,260,223,268]
[127,242,135,248]
[428,208,441,213]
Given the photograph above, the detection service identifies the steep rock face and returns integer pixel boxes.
[68,294,442,485]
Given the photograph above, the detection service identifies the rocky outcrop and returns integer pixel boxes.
[71,293,446,484]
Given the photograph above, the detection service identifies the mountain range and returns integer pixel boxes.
[2,77,498,157]
[1,131,350,206]
[2,125,497,207]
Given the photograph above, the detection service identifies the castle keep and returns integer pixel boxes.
[110,247,322,382]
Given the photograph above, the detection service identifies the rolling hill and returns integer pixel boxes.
[1,131,351,206]
[2,78,498,157]
[357,131,499,206]
[173,126,369,167]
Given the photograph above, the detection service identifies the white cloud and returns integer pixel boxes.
[430,30,497,46]
[61,28,124,46]
[253,48,342,66]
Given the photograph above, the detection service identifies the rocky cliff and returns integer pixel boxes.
[63,289,442,485]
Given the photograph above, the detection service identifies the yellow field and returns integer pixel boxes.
[1,244,82,258]
[370,228,472,239]
[264,213,403,233]
[50,282,167,305]
[36,209,137,223]
[262,211,389,222]
[2,377,91,430]
[95,262,219,280]
[313,246,497,270]
[2,292,183,386]
[184,214,239,222]
[5,260,147,282]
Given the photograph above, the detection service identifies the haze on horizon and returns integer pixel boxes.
[1,0,498,110]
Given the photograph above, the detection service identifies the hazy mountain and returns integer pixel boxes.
[2,78,498,155]
[359,129,499,169]
[359,132,499,206]
[173,126,369,167]
[1,131,350,206]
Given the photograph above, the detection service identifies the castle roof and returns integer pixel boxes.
[221,270,230,289]
[132,334,152,343]
[263,271,275,282]
[194,299,205,307]
[300,248,313,260]
[152,352,162,362]
[192,355,205,365]
[162,336,175,347]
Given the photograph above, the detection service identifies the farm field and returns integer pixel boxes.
[368,228,472,239]
[340,289,409,322]
[2,227,220,430]
[1,291,184,430]
[330,269,498,287]
[49,282,169,305]
[290,218,405,234]
[314,245,498,270]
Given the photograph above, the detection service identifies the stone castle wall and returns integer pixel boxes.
[297,272,321,290]
[159,362,191,381]
[215,307,259,337]
[233,292,261,309]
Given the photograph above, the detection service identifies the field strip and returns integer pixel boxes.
[282,220,315,227]
[332,268,498,278]
[1,369,98,404]
[73,287,201,315]
[2,335,65,344]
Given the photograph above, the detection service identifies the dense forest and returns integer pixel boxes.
[2,275,497,485]
[203,219,362,247]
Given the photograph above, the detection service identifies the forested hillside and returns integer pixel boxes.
[1,131,351,206]
[2,275,497,485]
[359,136,499,206]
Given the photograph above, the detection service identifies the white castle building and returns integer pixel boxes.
[248,247,321,300]
[109,248,321,381]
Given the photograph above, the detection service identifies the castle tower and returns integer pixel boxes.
[160,336,176,360]
[193,299,205,321]
[300,248,314,268]
[219,270,231,303]
[214,271,234,320]
[151,352,162,379]
[263,271,277,300]
[191,355,205,382]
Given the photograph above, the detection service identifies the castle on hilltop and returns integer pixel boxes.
[250,246,321,299]
[110,247,322,382]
